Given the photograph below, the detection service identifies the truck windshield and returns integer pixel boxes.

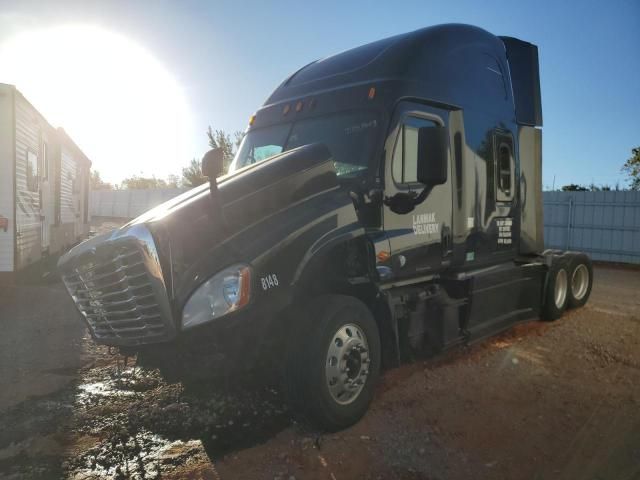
[229,110,380,178]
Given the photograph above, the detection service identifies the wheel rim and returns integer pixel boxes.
[325,323,370,405]
[554,268,568,309]
[571,264,589,301]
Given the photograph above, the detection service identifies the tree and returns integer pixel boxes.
[181,158,208,188]
[166,174,181,188]
[90,169,113,190]
[120,175,168,189]
[562,183,618,192]
[206,126,244,172]
[588,182,615,191]
[180,127,245,187]
[234,130,245,148]
[561,184,589,191]
[622,146,640,190]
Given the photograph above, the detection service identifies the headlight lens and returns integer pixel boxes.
[182,264,251,329]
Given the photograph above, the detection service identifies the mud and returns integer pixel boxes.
[0,348,292,479]
[1,265,639,479]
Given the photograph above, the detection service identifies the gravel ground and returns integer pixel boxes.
[0,263,638,480]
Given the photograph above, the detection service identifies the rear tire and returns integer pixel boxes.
[286,295,381,431]
[567,254,593,309]
[542,260,570,321]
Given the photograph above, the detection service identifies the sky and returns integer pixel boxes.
[0,0,638,188]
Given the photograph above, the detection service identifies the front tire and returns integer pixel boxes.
[286,295,381,431]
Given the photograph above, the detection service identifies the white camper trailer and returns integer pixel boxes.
[0,83,91,279]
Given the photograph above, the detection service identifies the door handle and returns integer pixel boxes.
[442,227,452,254]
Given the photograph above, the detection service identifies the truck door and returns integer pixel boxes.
[383,105,453,281]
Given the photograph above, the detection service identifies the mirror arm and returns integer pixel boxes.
[383,184,434,215]
[207,178,228,232]
[413,185,434,205]
[201,147,228,229]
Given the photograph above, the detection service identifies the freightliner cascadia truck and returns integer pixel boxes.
[59,24,593,430]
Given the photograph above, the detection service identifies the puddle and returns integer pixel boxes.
[75,366,162,404]
[63,355,292,477]
[66,429,206,479]
[1,347,292,478]
[78,382,137,398]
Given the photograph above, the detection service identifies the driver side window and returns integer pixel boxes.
[392,117,438,184]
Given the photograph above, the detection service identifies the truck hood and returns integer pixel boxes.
[126,143,342,301]
[127,143,339,228]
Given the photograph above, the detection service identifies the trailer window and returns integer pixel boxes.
[42,143,48,181]
[26,150,38,192]
[72,166,80,194]
[392,117,438,184]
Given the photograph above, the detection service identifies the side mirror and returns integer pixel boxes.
[417,126,448,186]
[201,148,225,179]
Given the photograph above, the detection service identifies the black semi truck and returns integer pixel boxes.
[59,24,593,430]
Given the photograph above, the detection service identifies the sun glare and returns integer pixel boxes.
[0,25,193,184]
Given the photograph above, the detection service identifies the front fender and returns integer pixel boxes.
[247,188,363,313]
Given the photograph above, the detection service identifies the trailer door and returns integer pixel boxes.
[40,141,52,251]
[60,149,78,239]
[16,149,41,269]
[383,103,453,281]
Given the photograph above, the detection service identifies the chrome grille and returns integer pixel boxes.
[61,237,174,346]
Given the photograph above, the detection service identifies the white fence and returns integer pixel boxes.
[543,190,640,264]
[90,188,187,219]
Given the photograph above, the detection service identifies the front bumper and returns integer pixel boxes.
[58,224,176,347]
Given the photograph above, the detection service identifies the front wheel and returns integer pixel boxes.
[286,295,381,431]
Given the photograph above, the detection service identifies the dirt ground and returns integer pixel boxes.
[0,263,638,480]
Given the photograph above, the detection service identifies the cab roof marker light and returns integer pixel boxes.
[295,101,303,112]
[368,86,376,100]
[282,104,291,115]
[248,113,256,126]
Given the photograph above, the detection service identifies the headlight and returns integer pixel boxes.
[182,264,251,329]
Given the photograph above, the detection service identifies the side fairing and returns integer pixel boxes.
[447,109,521,269]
